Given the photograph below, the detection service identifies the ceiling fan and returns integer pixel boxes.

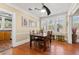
[28,3,51,15]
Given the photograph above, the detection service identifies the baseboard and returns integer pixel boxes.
[12,39,30,47]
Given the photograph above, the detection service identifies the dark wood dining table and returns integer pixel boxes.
[30,34,48,51]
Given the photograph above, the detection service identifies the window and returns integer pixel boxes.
[73,16,79,33]
[5,17,12,28]
[0,17,2,28]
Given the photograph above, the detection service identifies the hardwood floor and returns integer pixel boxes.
[0,40,79,55]
[0,40,11,52]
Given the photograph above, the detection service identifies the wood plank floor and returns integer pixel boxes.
[0,40,11,52]
[0,40,79,55]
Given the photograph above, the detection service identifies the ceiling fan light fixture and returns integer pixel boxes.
[41,9,46,13]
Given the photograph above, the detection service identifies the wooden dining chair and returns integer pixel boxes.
[30,34,39,48]
[40,31,52,51]
[47,31,52,44]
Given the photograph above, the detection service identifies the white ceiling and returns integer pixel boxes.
[10,3,72,17]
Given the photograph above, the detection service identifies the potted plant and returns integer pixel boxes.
[72,27,77,43]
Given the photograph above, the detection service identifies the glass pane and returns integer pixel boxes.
[73,16,79,33]
[56,16,65,32]
[5,17,12,28]
[0,17,2,28]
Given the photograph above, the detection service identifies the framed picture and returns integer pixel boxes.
[21,16,28,27]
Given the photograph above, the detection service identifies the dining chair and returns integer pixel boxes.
[40,31,52,51]
[47,31,52,44]
[30,34,39,48]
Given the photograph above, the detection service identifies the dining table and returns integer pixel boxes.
[30,33,49,51]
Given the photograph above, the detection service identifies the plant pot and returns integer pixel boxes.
[72,33,77,43]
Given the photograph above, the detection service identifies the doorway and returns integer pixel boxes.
[0,8,16,52]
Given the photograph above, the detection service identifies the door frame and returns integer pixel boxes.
[0,8,16,47]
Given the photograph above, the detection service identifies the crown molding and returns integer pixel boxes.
[68,3,79,16]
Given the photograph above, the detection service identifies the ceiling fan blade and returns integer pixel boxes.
[42,3,51,15]
[42,3,44,5]
[28,8,32,10]
[34,8,40,10]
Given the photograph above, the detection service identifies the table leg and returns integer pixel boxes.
[30,40,32,48]
[43,41,46,51]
